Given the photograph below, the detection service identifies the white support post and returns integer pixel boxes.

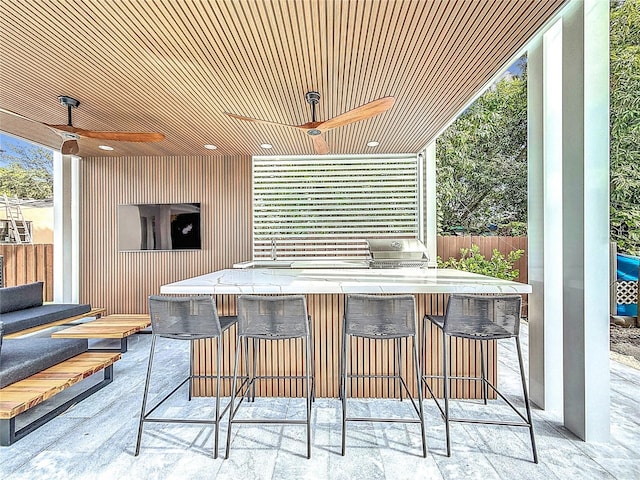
[527,21,564,412]
[528,0,610,440]
[561,0,610,441]
[423,142,437,266]
[53,152,80,303]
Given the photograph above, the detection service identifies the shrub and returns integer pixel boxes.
[437,244,524,281]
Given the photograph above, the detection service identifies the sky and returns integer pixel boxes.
[0,132,40,167]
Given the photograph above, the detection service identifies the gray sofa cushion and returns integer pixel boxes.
[0,337,88,388]
[0,304,92,335]
[0,282,44,314]
[0,321,3,356]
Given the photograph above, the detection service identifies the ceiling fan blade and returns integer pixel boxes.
[0,107,38,123]
[61,139,79,155]
[224,112,299,129]
[46,124,82,134]
[311,134,329,155]
[47,125,164,142]
[318,96,395,131]
[75,130,164,142]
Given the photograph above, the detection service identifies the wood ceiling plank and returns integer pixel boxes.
[0,0,568,157]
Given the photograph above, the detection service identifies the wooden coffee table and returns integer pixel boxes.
[51,314,151,352]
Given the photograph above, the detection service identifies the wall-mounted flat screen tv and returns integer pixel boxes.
[118,203,201,251]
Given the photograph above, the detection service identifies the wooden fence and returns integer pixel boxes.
[0,244,54,300]
[0,237,528,306]
[436,235,528,284]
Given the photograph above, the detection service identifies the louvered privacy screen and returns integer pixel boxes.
[253,156,419,259]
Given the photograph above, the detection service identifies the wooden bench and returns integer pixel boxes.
[0,351,120,446]
[4,307,107,339]
[51,314,151,352]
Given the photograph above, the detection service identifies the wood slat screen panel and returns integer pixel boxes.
[1,0,567,158]
[192,293,495,399]
[79,155,252,314]
[253,155,419,258]
[0,244,54,300]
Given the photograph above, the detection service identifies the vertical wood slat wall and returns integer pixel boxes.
[79,156,252,314]
[0,244,54,299]
[192,293,496,400]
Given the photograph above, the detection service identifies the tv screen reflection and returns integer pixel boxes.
[118,203,201,251]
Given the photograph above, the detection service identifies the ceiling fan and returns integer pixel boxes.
[224,91,394,154]
[0,95,165,155]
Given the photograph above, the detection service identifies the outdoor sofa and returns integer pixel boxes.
[0,282,119,446]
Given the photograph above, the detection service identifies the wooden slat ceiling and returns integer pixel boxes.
[0,0,567,158]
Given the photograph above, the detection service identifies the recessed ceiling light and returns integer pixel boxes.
[204,144,217,150]
[367,141,380,147]
[98,145,114,151]
[260,143,273,149]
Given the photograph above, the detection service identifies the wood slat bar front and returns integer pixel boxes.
[191,293,496,400]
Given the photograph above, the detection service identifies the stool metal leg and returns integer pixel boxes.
[412,335,427,457]
[135,334,157,456]
[225,335,243,459]
[251,338,259,401]
[305,335,312,459]
[243,337,250,402]
[479,340,488,405]
[188,339,193,401]
[213,337,222,458]
[395,338,404,401]
[442,332,451,457]
[341,332,349,456]
[310,332,316,402]
[515,336,538,463]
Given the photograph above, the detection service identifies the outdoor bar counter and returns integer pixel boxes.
[160,266,531,399]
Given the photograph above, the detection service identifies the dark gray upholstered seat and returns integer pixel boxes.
[0,282,44,313]
[0,281,91,335]
[0,304,92,335]
[0,337,88,388]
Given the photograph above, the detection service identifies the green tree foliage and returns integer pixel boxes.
[0,142,53,199]
[437,244,524,281]
[436,62,528,235]
[610,0,640,255]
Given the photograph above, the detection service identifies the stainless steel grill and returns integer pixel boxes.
[366,238,430,269]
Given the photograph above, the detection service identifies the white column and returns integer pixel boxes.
[53,152,80,303]
[423,142,437,265]
[527,20,564,412]
[561,0,610,441]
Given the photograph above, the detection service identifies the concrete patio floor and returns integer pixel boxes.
[2,322,639,480]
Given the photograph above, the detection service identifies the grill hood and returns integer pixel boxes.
[366,238,430,268]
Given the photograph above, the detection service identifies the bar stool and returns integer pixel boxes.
[135,295,237,458]
[422,294,538,463]
[225,295,314,459]
[341,294,427,457]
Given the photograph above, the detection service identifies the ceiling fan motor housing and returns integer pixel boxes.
[305,91,320,104]
[58,95,80,108]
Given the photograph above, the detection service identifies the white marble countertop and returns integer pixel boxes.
[160,268,532,295]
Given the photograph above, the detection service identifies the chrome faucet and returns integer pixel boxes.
[271,237,277,260]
